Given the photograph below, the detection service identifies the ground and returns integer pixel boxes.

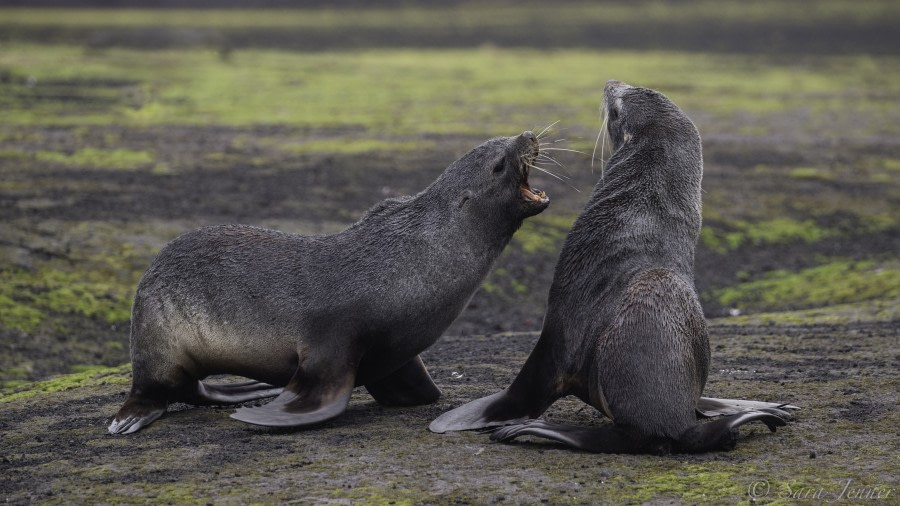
[0,1,898,504]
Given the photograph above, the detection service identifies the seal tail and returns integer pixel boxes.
[490,408,791,454]
[697,396,799,417]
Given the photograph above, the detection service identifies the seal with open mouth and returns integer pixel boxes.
[429,83,795,454]
[108,131,548,434]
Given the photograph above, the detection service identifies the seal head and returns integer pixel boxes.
[440,131,549,222]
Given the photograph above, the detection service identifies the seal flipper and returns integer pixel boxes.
[189,379,283,405]
[491,409,789,454]
[675,409,789,453]
[108,392,167,435]
[230,364,355,428]
[430,331,563,433]
[429,389,530,433]
[697,397,800,417]
[491,419,671,455]
[365,355,441,406]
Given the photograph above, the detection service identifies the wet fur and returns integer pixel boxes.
[430,82,792,453]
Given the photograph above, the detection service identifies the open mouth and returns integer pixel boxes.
[519,151,549,204]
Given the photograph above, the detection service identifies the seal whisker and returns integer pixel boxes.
[528,161,571,180]
[542,147,589,156]
[536,120,561,139]
[526,163,581,192]
[537,153,565,168]
[536,154,573,177]
[591,108,608,174]
[599,110,610,179]
[539,138,568,146]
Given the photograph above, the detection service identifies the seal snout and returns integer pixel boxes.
[605,80,632,100]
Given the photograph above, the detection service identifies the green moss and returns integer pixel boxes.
[701,218,834,254]
[0,364,130,403]
[1,43,898,140]
[34,148,154,170]
[711,298,899,326]
[328,485,421,505]
[512,213,574,254]
[789,166,835,181]
[0,267,134,333]
[0,293,43,333]
[612,464,745,503]
[714,259,900,312]
[281,138,434,155]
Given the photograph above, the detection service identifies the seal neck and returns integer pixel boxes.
[553,138,702,300]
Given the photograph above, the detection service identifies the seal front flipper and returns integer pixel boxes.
[430,331,563,433]
[429,390,525,433]
[108,393,167,435]
[365,355,441,407]
[230,364,355,428]
[696,397,800,417]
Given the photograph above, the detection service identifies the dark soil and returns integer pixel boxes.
[0,321,897,503]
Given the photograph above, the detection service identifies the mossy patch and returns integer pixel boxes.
[788,166,835,181]
[512,213,575,254]
[34,148,155,170]
[0,364,130,403]
[701,218,834,254]
[280,138,434,155]
[710,298,899,326]
[611,464,745,503]
[713,259,900,313]
[0,267,133,334]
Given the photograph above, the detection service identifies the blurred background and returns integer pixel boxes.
[1,0,898,388]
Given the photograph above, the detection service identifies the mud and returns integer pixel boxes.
[1,319,897,503]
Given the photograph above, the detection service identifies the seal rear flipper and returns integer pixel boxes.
[696,397,800,418]
[229,368,355,428]
[189,380,283,405]
[675,410,789,453]
[365,355,441,407]
[490,419,671,455]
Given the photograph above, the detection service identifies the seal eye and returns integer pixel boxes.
[493,159,505,173]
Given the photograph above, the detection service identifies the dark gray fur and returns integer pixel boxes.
[429,82,794,454]
[109,132,549,435]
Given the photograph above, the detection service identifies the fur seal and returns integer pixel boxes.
[108,131,550,435]
[429,82,795,454]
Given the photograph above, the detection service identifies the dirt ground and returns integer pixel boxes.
[1,318,897,504]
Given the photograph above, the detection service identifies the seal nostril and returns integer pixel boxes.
[522,131,536,141]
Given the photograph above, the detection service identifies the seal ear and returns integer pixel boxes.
[458,189,473,208]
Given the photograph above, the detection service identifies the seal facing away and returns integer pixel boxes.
[108,131,549,435]
[429,82,796,454]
